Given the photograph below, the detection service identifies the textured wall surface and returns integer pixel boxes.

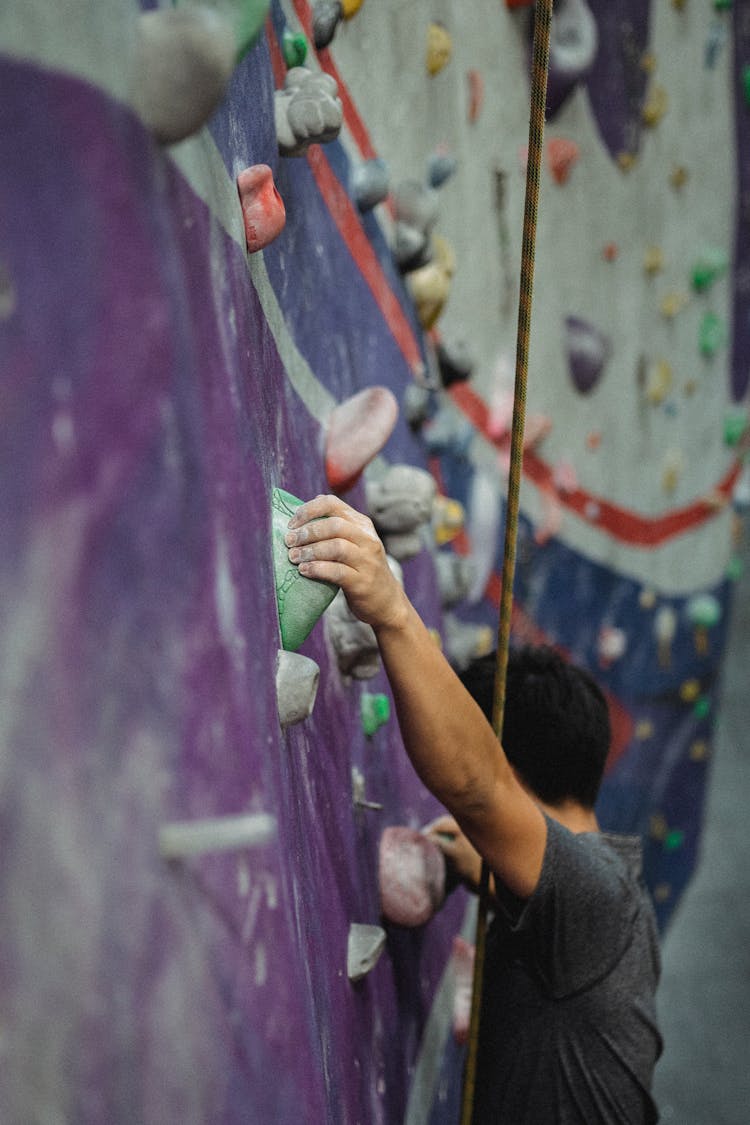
[1,1,747,1123]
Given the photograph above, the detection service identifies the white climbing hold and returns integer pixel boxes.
[347,923,387,981]
[159,812,277,858]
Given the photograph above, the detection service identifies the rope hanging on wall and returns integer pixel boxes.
[459,1,553,1121]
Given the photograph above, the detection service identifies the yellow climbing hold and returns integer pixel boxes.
[340,0,364,17]
[660,291,689,319]
[679,678,701,703]
[636,719,655,740]
[643,246,664,276]
[689,740,709,761]
[642,84,668,127]
[646,359,673,405]
[426,22,452,76]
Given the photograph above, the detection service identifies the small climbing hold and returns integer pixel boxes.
[351,158,390,212]
[275,67,343,157]
[669,164,689,192]
[649,813,667,841]
[642,83,668,127]
[393,224,432,273]
[276,650,320,728]
[451,938,475,1045]
[312,0,342,49]
[742,64,750,108]
[324,386,399,493]
[434,552,474,608]
[597,626,627,667]
[686,593,722,655]
[616,152,637,173]
[659,291,689,319]
[689,740,709,762]
[341,0,365,17]
[602,242,618,262]
[437,338,475,387]
[352,766,383,811]
[422,408,475,458]
[427,149,458,190]
[640,52,657,75]
[281,28,308,68]
[661,448,685,494]
[378,826,446,926]
[272,487,338,650]
[366,465,436,560]
[565,316,612,394]
[432,496,466,546]
[546,138,580,185]
[679,678,701,703]
[704,20,727,69]
[643,245,664,276]
[361,692,391,736]
[467,69,484,123]
[699,311,726,357]
[426,22,452,76]
[639,588,657,610]
[691,247,728,292]
[723,409,748,446]
[403,383,432,430]
[654,605,677,667]
[552,458,579,495]
[636,719,654,740]
[645,359,673,405]
[442,614,494,672]
[327,591,381,679]
[347,923,387,981]
[727,554,744,581]
[694,695,711,719]
[586,431,602,451]
[131,7,237,144]
[664,828,685,853]
[733,462,750,510]
[407,236,455,330]
[237,165,286,253]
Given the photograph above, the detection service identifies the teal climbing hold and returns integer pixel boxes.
[361,692,391,737]
[664,828,685,853]
[272,488,337,651]
[694,696,711,719]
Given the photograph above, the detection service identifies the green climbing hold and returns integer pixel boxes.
[272,487,338,651]
[743,64,750,109]
[699,310,726,357]
[713,0,732,10]
[282,28,308,67]
[361,692,391,737]
[727,555,744,581]
[724,410,748,446]
[694,695,711,719]
[235,0,272,58]
[691,248,728,292]
[664,828,685,853]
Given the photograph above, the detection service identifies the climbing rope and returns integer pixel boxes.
[459,2,553,1122]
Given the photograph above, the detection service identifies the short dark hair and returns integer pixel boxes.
[459,645,610,809]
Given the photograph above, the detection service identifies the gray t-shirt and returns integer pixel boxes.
[474,816,662,1124]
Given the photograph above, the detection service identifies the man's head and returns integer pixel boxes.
[459,645,610,810]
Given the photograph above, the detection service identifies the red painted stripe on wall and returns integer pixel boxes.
[450,383,742,549]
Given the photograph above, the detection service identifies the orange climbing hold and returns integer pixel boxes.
[546,138,580,185]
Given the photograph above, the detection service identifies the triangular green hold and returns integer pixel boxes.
[272,487,338,651]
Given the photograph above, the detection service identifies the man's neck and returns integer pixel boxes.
[538,798,599,835]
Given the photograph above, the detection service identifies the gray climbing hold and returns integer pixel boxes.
[366,465,436,561]
[275,67,343,157]
[312,0,343,49]
[351,158,390,212]
[132,7,236,144]
[275,650,320,728]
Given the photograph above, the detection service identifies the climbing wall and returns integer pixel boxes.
[1,2,747,1124]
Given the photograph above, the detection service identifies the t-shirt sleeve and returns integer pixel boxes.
[497,816,640,998]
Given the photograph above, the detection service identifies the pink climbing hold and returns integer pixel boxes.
[378,826,446,927]
[546,138,580,185]
[236,165,286,253]
[451,937,475,1045]
[325,386,399,493]
[467,69,484,123]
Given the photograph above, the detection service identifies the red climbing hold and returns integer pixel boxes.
[237,164,286,253]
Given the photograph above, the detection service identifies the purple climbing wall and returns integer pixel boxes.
[2,0,748,1122]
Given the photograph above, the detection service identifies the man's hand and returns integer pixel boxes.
[285,494,409,631]
[425,816,484,893]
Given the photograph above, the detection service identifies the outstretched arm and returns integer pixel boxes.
[285,494,546,898]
